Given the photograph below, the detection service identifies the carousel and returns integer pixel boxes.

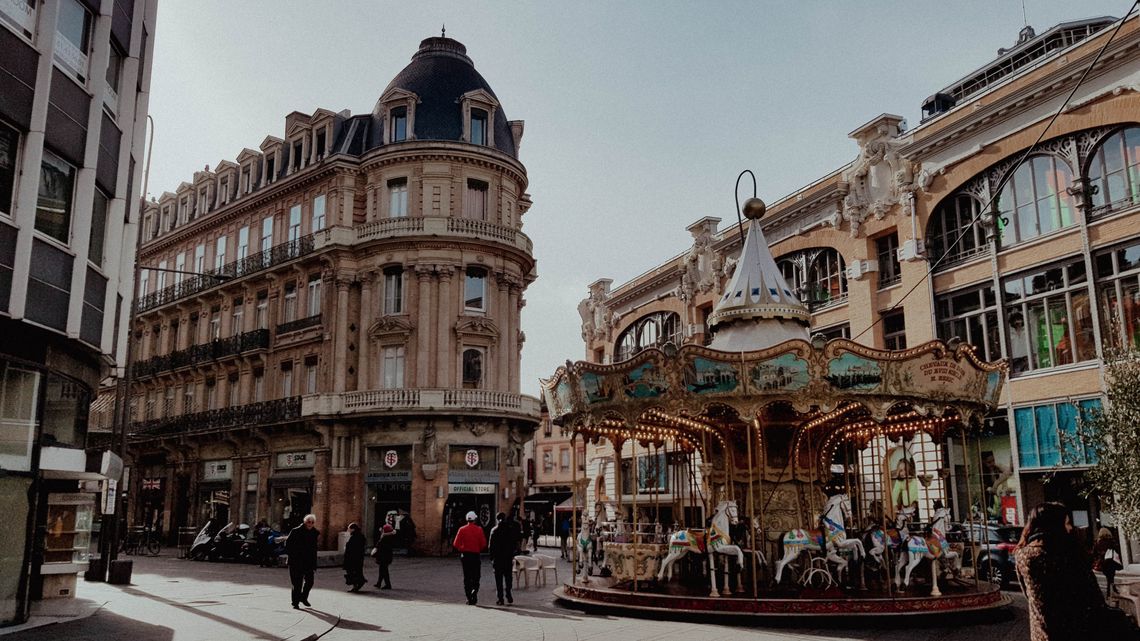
[542,195,1010,618]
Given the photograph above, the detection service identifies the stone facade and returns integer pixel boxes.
[112,36,540,554]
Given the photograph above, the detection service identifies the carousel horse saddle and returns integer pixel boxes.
[923,536,944,558]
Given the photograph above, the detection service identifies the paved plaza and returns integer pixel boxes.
[1,547,1033,641]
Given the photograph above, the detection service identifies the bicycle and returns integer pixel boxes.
[118,526,162,556]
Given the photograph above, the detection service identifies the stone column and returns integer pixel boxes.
[313,446,332,548]
[496,273,510,391]
[334,277,351,392]
[508,284,520,393]
[415,266,434,386]
[436,266,454,387]
[358,272,373,390]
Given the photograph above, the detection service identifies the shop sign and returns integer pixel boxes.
[384,450,399,468]
[202,460,232,481]
[142,478,162,491]
[465,449,479,468]
[366,470,411,483]
[448,483,496,494]
[104,479,117,514]
[276,451,314,469]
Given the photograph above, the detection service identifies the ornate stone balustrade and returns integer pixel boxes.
[302,388,541,418]
[355,216,532,253]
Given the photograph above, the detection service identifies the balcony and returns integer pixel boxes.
[354,216,533,254]
[137,234,316,312]
[303,388,541,420]
[130,396,302,439]
[276,314,321,335]
[133,329,270,379]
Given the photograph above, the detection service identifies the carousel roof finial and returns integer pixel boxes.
[706,197,811,352]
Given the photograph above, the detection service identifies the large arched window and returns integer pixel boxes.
[927,194,987,265]
[1088,126,1140,214]
[996,155,1075,246]
[806,250,847,307]
[614,311,681,362]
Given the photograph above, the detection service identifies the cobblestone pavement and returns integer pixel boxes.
[2,547,1032,641]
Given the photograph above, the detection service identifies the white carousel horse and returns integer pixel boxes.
[656,500,745,597]
[575,520,595,582]
[774,493,865,585]
[896,505,961,588]
[865,509,909,567]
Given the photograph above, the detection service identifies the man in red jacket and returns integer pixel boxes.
[452,510,487,605]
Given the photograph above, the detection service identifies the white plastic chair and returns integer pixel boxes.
[513,555,540,588]
[532,553,559,586]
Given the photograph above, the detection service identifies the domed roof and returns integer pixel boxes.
[375,37,516,157]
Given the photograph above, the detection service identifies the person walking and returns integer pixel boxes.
[373,523,395,589]
[488,512,520,605]
[1091,527,1122,598]
[531,516,542,552]
[558,516,570,559]
[285,514,320,609]
[1015,503,1119,640]
[453,511,487,605]
[342,523,367,592]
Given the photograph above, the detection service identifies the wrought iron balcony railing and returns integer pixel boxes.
[133,329,270,379]
[130,396,302,439]
[137,234,316,312]
[276,314,322,335]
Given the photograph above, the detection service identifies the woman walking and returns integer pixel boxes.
[342,523,367,592]
[373,523,395,589]
[1015,503,1121,639]
[1091,527,1122,598]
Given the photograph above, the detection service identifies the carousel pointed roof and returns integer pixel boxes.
[707,199,810,352]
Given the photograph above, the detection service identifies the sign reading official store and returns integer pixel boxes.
[448,483,496,495]
[202,460,232,481]
[276,451,314,469]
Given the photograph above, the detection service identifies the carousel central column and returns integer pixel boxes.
[415,265,434,386]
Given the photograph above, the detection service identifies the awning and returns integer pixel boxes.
[524,490,572,506]
[554,496,586,512]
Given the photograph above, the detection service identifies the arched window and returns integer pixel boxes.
[777,258,803,296]
[927,194,986,265]
[806,250,847,307]
[614,311,681,362]
[996,155,1075,246]
[462,348,483,389]
[1088,126,1140,214]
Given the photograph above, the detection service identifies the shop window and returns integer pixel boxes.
[464,267,486,311]
[1002,259,1094,375]
[1015,399,1101,469]
[462,348,483,389]
[388,178,408,218]
[36,150,75,244]
[997,155,1075,246]
[383,266,404,314]
[1088,127,1140,214]
[876,232,901,288]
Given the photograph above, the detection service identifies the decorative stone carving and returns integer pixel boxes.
[840,115,912,237]
[577,279,620,342]
[368,315,413,340]
[506,425,522,467]
[467,418,492,437]
[455,315,499,339]
[422,424,438,464]
[679,217,725,302]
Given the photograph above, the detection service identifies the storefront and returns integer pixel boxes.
[444,445,500,541]
[366,446,412,543]
[270,450,314,532]
[195,459,232,527]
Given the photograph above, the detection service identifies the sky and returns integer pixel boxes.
[146,0,1129,396]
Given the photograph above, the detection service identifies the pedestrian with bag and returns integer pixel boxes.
[1015,502,1138,639]
[285,514,320,609]
[559,516,570,559]
[373,523,395,589]
[1092,527,1122,598]
[453,511,487,605]
[342,522,367,592]
[488,512,520,605]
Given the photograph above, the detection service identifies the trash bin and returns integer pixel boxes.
[108,559,133,585]
[84,556,106,582]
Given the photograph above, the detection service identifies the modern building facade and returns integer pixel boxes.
[112,36,540,555]
[0,0,156,624]
[576,15,1140,566]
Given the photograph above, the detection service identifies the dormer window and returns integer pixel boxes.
[315,130,327,158]
[241,165,252,193]
[219,176,229,204]
[197,187,209,215]
[291,140,304,171]
[265,156,276,184]
[390,107,407,142]
[470,109,487,146]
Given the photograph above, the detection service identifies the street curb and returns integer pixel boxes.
[0,600,105,636]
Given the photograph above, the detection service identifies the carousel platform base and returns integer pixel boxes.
[554,578,1011,621]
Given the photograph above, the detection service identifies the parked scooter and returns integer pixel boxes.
[247,522,285,567]
[206,523,252,562]
[189,521,218,561]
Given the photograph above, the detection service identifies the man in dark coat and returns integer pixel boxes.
[342,522,367,592]
[452,510,487,605]
[285,514,320,609]
[374,523,395,589]
[488,512,520,605]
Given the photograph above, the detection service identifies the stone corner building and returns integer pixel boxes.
[114,36,539,554]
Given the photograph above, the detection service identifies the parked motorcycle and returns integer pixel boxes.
[206,523,252,562]
[248,523,285,567]
[189,521,218,561]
